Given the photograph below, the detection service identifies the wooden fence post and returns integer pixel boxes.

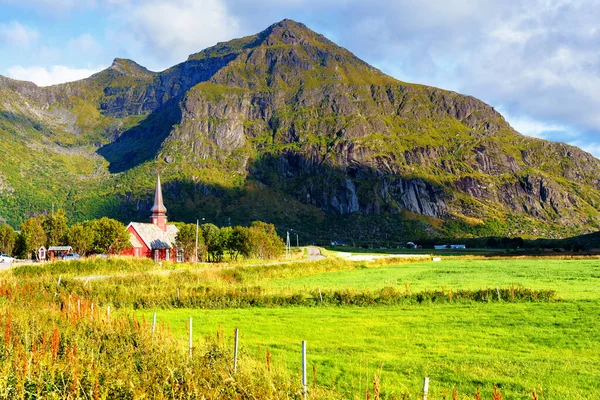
[302,341,307,398]
[54,275,61,297]
[233,328,239,374]
[496,286,501,300]
[423,377,429,400]
[189,317,193,361]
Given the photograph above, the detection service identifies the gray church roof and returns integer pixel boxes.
[128,222,178,249]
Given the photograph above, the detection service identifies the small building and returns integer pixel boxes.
[122,175,182,262]
[37,246,47,261]
[48,246,73,261]
[434,244,466,250]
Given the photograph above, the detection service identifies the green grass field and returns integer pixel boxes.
[266,259,600,300]
[8,255,600,398]
[140,302,599,399]
[135,258,600,399]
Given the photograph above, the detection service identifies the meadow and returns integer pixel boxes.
[135,258,600,399]
[2,254,599,398]
[142,302,599,399]
[265,258,600,300]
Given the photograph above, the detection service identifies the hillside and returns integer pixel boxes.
[1,19,600,242]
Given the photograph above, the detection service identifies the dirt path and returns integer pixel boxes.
[307,246,325,261]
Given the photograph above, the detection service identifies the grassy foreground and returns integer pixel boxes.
[5,255,600,398]
[0,279,337,399]
[129,258,600,399]
[140,302,599,399]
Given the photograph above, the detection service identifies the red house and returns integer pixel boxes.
[122,175,182,262]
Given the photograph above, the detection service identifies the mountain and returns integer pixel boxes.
[1,19,600,242]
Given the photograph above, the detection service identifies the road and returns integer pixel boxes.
[307,246,325,261]
[331,251,430,262]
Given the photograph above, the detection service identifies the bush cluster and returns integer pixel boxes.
[175,220,284,262]
[0,212,131,259]
[1,211,285,263]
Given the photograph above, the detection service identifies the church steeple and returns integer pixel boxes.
[150,174,168,231]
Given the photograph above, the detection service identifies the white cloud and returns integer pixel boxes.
[496,107,569,139]
[115,0,240,67]
[37,46,63,64]
[68,33,99,53]
[490,26,535,44]
[5,65,104,86]
[0,21,39,47]
[510,118,568,140]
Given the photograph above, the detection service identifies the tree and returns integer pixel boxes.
[175,223,204,262]
[224,226,248,260]
[92,217,131,254]
[201,223,223,262]
[219,226,233,260]
[0,224,17,256]
[20,217,47,259]
[234,226,252,259]
[245,221,285,260]
[43,209,68,247]
[67,222,96,256]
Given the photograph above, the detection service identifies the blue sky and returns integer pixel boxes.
[1,0,600,157]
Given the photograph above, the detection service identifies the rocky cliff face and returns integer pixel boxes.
[1,19,600,239]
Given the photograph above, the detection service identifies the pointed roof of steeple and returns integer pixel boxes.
[150,174,167,215]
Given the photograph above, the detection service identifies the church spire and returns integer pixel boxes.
[150,174,168,231]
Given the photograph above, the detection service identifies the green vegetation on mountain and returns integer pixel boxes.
[1,19,600,241]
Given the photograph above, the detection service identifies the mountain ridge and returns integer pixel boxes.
[1,19,599,241]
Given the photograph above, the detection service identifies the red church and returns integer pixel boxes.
[122,175,182,262]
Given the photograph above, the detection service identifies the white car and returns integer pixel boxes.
[0,254,15,264]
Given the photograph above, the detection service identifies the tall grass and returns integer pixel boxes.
[10,258,557,310]
[0,276,540,399]
[0,257,579,398]
[11,248,308,279]
[11,255,424,280]
[0,278,338,398]
[74,279,556,309]
[12,257,161,278]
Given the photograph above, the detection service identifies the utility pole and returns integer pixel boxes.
[286,231,291,260]
[296,233,299,247]
[195,219,199,263]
